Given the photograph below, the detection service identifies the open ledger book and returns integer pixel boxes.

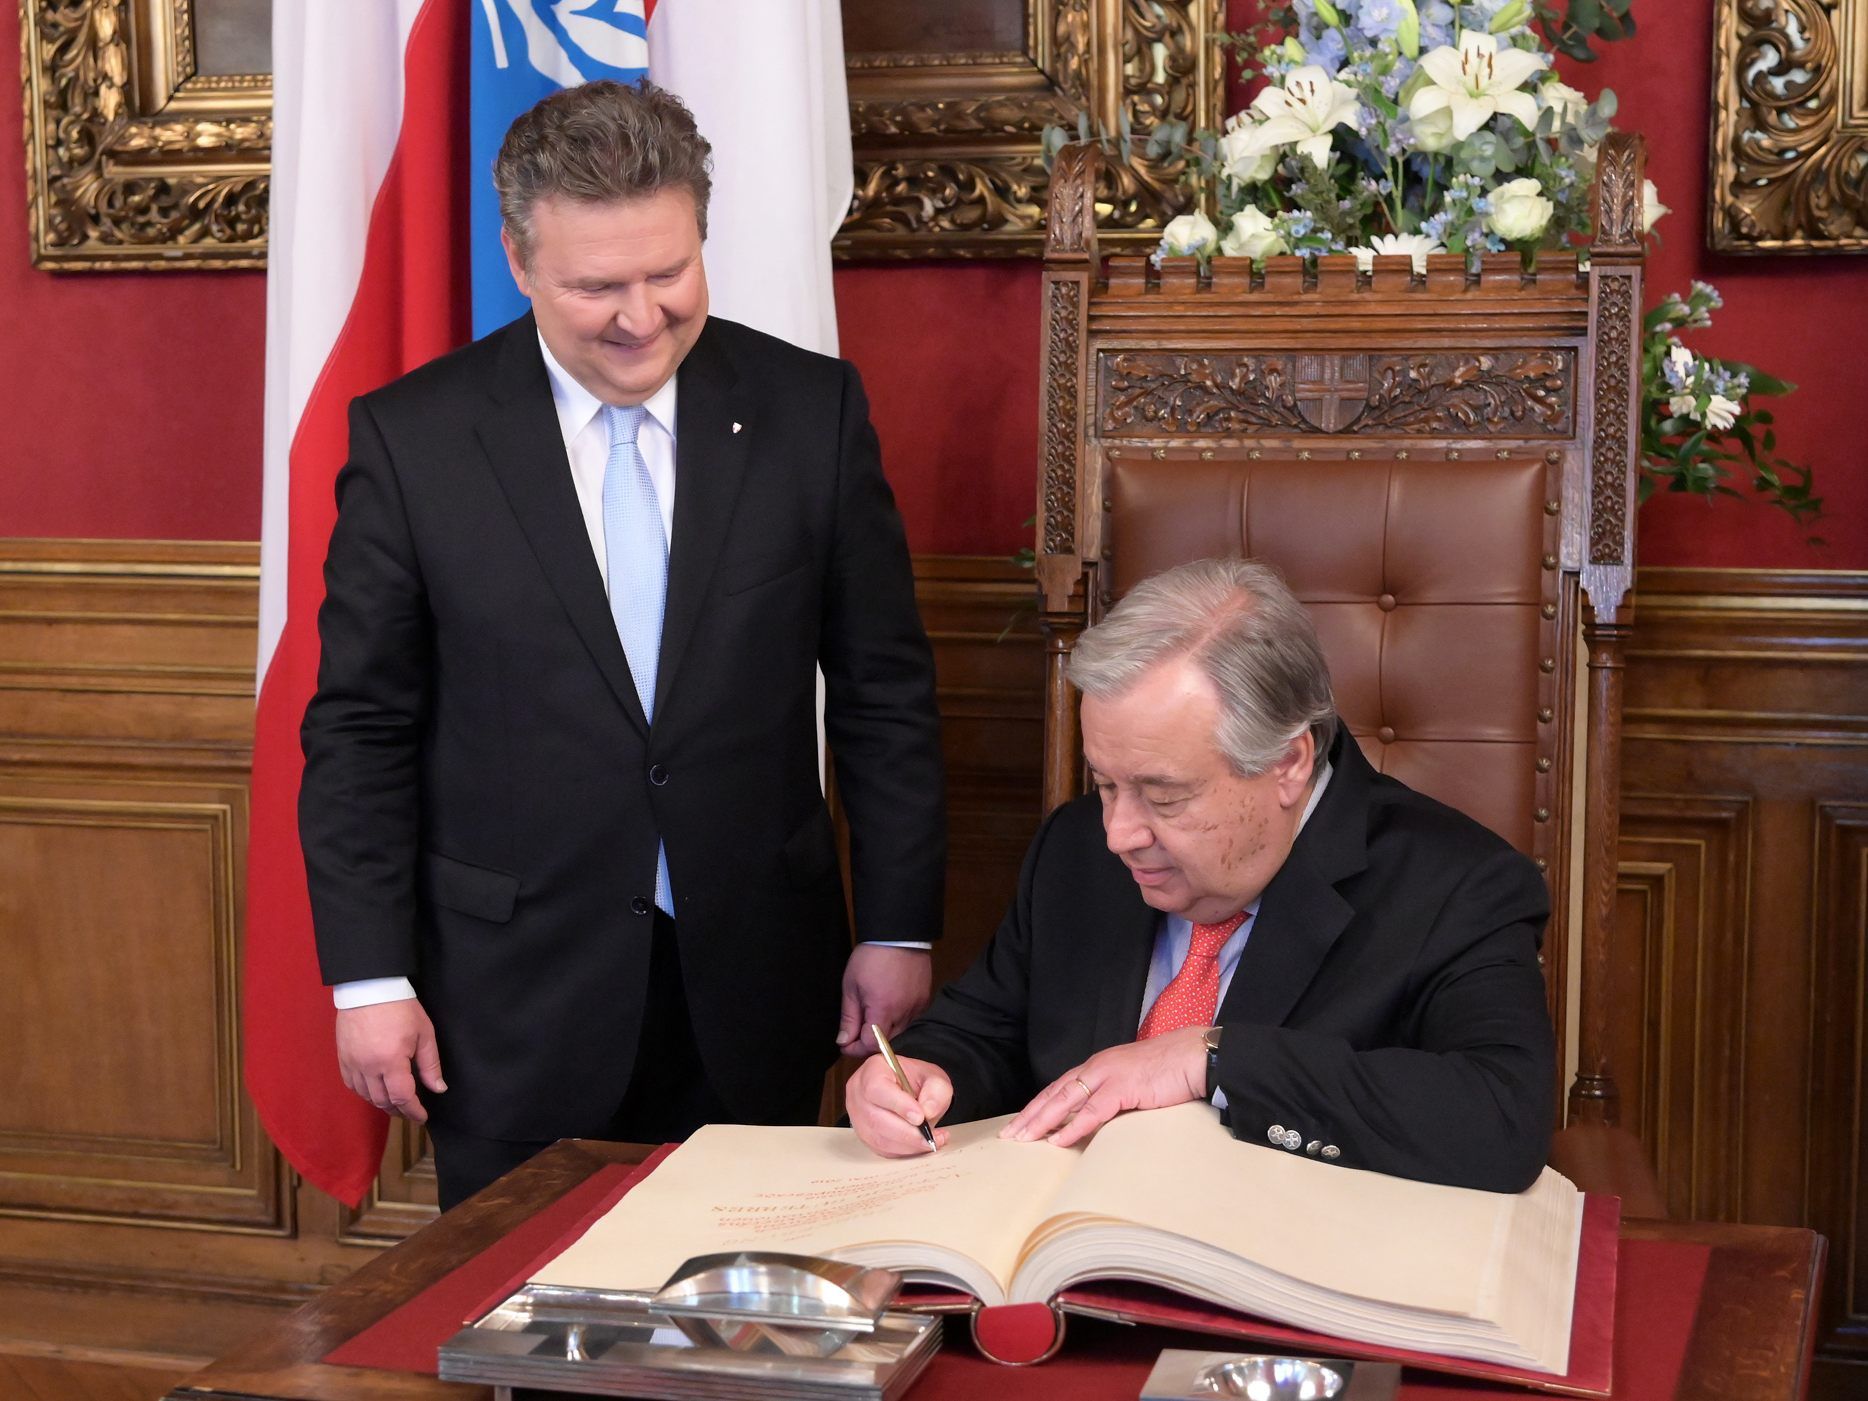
[533,1103,1590,1379]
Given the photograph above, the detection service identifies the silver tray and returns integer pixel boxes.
[437,1280,941,1401]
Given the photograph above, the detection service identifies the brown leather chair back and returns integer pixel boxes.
[1108,453,1547,855]
[1034,138,1650,1130]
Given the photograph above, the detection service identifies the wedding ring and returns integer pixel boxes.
[1072,1076,1092,1100]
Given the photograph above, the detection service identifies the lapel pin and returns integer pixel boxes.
[732,422,743,434]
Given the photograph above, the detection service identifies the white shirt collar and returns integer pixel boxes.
[1297,756,1333,833]
[536,331,678,448]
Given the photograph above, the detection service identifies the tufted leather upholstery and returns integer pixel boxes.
[1107,453,1551,854]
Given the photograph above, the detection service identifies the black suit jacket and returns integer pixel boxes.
[893,728,1554,1192]
[299,314,946,1141]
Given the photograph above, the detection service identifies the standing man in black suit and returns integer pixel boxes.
[300,80,946,1210]
[848,558,1554,1193]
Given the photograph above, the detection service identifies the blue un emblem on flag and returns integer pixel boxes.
[471,1,654,334]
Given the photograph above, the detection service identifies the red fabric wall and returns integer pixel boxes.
[0,2,1858,564]
[0,0,263,541]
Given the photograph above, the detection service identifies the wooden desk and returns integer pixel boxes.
[165,1140,1825,1401]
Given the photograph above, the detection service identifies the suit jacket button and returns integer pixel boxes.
[649,764,669,786]
[1267,1125,1285,1145]
[1321,1145,1341,1160]
[1282,1130,1302,1151]
[630,896,651,916]
[1305,1140,1321,1157]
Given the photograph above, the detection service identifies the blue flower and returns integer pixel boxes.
[1307,28,1349,73]
[1355,0,1405,42]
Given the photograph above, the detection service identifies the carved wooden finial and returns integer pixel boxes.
[1045,142,1101,261]
[1589,131,1647,259]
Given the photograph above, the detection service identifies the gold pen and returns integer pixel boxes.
[871,1023,938,1152]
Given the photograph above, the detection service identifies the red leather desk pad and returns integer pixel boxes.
[323,1154,1708,1398]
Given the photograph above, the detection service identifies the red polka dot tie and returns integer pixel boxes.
[1138,911,1250,1039]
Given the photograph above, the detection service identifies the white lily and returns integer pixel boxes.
[1667,393,1696,418]
[1702,394,1740,431]
[1408,30,1547,141]
[1236,64,1362,169]
[1643,179,1670,233]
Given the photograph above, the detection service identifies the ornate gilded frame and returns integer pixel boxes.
[21,0,1224,269]
[22,0,271,270]
[838,0,1225,259]
[1709,0,1867,253]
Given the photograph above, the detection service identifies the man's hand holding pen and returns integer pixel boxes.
[848,1034,953,1157]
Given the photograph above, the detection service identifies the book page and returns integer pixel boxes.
[1021,1103,1512,1313]
[531,1116,1079,1305]
[1006,1102,1581,1370]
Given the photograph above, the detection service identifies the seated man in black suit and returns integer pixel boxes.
[848,557,1555,1192]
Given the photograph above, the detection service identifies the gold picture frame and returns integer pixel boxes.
[837,0,1226,259]
[20,0,1225,270]
[1709,0,1868,253]
[22,0,271,270]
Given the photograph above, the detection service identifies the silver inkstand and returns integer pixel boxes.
[1140,1348,1401,1400]
[438,1252,940,1401]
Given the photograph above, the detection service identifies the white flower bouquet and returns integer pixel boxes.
[1129,0,1818,527]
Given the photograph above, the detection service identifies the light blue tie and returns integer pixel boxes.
[602,403,674,916]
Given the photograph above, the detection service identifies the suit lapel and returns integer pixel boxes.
[1220,728,1372,1027]
[655,321,756,718]
[1088,859,1163,1050]
[475,318,650,736]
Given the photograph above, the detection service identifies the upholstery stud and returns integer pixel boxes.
[1200,450,1215,460]
[1544,498,1561,514]
[1540,657,1556,673]
[1377,593,1397,612]
[1537,757,1552,772]
[1539,707,1554,723]
[1378,726,1396,744]
[1249,449,1262,460]
[1542,553,1558,570]
[1153,448,1166,459]
[1542,603,1558,619]
[1447,449,1461,459]
[1535,807,1551,823]
[1495,448,1512,459]
[1395,449,1410,459]
[1544,450,1561,464]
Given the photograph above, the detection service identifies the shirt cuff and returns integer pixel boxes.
[861,941,933,950]
[333,977,418,1009]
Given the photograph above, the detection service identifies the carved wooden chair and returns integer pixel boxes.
[1033,136,1661,1209]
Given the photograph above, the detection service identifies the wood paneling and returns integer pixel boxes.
[0,541,368,1381]
[1619,567,1868,1373]
[1,541,1860,1390]
[0,542,279,1228]
[912,555,1047,987]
